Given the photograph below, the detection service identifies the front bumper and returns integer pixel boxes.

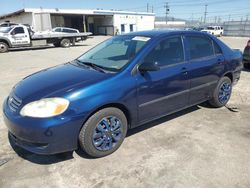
[3,99,85,155]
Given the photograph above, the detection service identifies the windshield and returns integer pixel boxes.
[0,27,12,33]
[77,35,151,72]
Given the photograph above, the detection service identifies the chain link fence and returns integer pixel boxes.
[222,21,250,37]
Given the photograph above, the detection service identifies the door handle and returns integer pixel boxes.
[217,58,224,65]
[181,67,188,75]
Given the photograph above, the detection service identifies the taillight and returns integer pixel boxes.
[247,40,250,47]
[245,40,250,50]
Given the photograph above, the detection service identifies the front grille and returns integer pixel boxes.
[8,93,22,112]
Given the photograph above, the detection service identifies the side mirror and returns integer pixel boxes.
[138,61,160,72]
[10,31,15,35]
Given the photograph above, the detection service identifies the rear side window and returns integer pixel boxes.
[186,36,214,59]
[144,36,184,67]
[62,28,77,33]
[213,41,222,54]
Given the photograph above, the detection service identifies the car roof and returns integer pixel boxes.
[124,29,206,38]
[53,27,77,30]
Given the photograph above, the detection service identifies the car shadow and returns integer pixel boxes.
[9,105,202,164]
[242,67,250,72]
[127,105,201,137]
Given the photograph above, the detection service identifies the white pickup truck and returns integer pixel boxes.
[201,26,224,37]
[0,25,92,53]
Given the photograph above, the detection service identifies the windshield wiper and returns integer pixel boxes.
[74,59,106,73]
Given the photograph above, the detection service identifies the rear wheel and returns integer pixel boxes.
[60,38,71,48]
[79,107,128,158]
[0,42,9,53]
[209,77,232,108]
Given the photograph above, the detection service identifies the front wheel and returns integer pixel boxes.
[79,108,128,158]
[0,42,9,53]
[208,77,232,108]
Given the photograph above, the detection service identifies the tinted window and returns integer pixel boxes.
[144,37,184,67]
[213,41,222,54]
[54,28,61,32]
[12,27,25,34]
[186,36,214,59]
[62,28,77,33]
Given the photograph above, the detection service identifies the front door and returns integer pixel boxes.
[136,36,190,123]
[9,27,30,47]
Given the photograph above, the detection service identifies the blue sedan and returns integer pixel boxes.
[3,30,243,157]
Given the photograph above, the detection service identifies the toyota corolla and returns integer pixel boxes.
[3,30,242,158]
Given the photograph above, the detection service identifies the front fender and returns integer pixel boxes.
[0,36,12,47]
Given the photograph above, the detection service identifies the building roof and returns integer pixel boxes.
[0,8,155,19]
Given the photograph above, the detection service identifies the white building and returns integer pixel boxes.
[0,8,155,35]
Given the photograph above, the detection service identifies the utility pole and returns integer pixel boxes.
[204,4,208,24]
[164,2,170,23]
[147,3,149,13]
[152,6,154,13]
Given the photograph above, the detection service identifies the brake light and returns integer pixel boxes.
[247,40,250,47]
[245,40,250,50]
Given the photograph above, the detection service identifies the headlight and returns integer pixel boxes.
[20,98,69,118]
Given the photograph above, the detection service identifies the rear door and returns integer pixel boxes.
[184,34,224,105]
[136,36,190,123]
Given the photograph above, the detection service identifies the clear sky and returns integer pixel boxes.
[0,0,249,22]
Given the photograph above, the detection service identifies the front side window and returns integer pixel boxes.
[54,28,61,32]
[77,35,150,71]
[11,27,25,35]
[143,36,184,67]
[186,36,214,59]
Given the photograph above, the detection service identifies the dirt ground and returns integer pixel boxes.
[0,36,250,188]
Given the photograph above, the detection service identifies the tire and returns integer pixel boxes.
[208,77,232,108]
[0,42,9,53]
[79,107,128,158]
[60,38,70,48]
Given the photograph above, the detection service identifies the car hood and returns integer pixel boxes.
[13,63,111,102]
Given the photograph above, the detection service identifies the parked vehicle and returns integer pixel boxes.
[0,24,92,53]
[243,40,250,68]
[3,30,242,158]
[201,26,224,36]
[0,22,18,27]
